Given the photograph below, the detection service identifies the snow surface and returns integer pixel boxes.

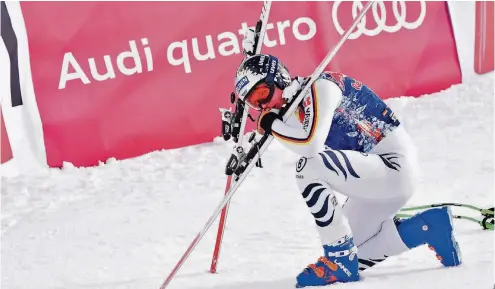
[2,74,494,289]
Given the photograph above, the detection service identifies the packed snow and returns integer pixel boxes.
[2,73,494,289]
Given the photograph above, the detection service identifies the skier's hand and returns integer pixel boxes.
[282,76,305,104]
[242,28,256,57]
[257,108,281,135]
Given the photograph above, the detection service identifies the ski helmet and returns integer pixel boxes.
[234,54,291,110]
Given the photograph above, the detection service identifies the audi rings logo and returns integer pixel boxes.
[332,1,427,40]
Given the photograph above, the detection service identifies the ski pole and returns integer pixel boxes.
[396,213,494,230]
[401,203,493,217]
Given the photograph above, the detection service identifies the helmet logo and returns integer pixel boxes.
[269,59,277,74]
[235,76,250,95]
[258,55,266,66]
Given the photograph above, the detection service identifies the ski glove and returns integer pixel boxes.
[282,76,305,104]
[257,109,282,135]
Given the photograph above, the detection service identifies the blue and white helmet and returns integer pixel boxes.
[234,54,291,106]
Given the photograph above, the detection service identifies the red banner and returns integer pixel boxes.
[20,1,461,167]
[1,108,13,164]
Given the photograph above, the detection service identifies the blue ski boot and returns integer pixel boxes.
[397,206,462,267]
[296,236,359,288]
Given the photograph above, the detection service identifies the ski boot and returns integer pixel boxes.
[296,236,359,288]
[397,206,462,267]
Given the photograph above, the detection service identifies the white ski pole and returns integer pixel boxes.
[159,2,373,288]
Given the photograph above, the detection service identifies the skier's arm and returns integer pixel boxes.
[270,79,343,158]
